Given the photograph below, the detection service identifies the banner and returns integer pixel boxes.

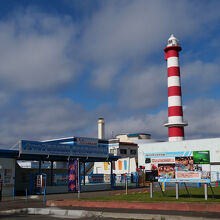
[118,160,122,170]
[113,161,115,170]
[124,160,127,171]
[104,162,109,171]
[68,160,78,192]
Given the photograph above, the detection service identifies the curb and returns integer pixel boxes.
[0,208,219,220]
[47,200,220,213]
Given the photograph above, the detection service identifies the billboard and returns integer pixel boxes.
[145,151,210,183]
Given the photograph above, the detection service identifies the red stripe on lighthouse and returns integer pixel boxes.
[166,50,179,58]
[168,67,180,77]
[168,106,183,116]
[169,127,184,137]
[168,86,181,96]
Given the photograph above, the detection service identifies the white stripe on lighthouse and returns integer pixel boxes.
[168,116,184,124]
[167,57,179,68]
[168,96,182,107]
[168,76,180,87]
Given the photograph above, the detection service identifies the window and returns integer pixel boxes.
[120,149,127,154]
[130,149,137,155]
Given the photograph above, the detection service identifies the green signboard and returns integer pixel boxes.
[193,151,210,164]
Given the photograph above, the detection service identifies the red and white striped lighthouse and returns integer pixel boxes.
[164,34,187,142]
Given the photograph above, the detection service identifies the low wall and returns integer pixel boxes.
[46,200,220,213]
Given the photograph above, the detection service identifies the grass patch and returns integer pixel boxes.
[81,187,220,203]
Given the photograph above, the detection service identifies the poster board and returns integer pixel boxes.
[145,151,210,183]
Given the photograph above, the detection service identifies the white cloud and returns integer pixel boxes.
[182,60,220,93]
[118,65,167,109]
[0,8,80,92]
[184,98,220,139]
[105,110,168,140]
[0,96,94,147]
[90,63,121,89]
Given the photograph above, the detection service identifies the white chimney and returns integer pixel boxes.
[98,118,105,139]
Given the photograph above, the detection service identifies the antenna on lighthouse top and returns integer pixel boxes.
[167,34,179,46]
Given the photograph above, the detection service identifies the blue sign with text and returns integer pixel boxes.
[19,140,108,158]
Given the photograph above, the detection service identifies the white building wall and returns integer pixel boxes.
[94,157,136,175]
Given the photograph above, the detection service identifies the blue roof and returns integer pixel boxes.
[0,139,120,162]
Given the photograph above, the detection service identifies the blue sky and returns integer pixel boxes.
[0,0,220,147]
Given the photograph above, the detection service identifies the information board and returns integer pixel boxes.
[145,151,211,183]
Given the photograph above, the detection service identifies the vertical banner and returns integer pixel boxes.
[68,160,78,192]
[113,161,115,170]
[104,162,109,171]
[124,160,127,171]
[118,160,122,170]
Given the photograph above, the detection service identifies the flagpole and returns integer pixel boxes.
[78,158,80,199]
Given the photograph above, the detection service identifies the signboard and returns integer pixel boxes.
[36,174,46,194]
[19,140,108,158]
[36,175,42,188]
[145,151,210,183]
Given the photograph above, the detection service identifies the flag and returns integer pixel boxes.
[68,159,78,192]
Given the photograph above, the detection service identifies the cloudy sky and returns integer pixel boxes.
[0,0,220,148]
